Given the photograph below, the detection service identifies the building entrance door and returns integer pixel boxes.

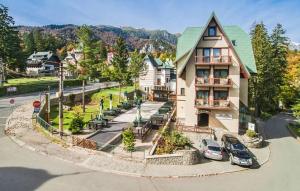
[198,113,209,127]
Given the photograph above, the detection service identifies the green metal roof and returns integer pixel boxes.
[175,25,257,73]
[145,55,174,69]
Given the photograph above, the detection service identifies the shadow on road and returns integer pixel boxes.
[0,167,92,191]
[264,113,296,140]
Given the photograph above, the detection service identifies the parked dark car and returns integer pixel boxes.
[221,134,252,167]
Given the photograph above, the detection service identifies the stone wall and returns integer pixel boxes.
[145,149,200,165]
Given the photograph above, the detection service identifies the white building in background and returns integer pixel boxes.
[26,51,60,76]
[139,55,176,101]
[63,48,83,78]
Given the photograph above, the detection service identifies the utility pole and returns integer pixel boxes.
[58,62,64,138]
[0,58,4,87]
[82,79,85,112]
[47,86,51,123]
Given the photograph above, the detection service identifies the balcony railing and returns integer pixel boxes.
[195,77,232,87]
[195,99,231,110]
[152,85,169,91]
[195,56,232,65]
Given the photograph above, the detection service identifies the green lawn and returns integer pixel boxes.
[288,122,300,137]
[50,86,134,130]
[5,77,58,86]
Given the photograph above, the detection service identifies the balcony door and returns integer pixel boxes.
[197,90,209,105]
[196,69,210,83]
[203,48,210,63]
[213,48,221,63]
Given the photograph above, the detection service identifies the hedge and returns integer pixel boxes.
[0,79,82,97]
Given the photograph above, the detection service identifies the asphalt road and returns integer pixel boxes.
[0,86,299,190]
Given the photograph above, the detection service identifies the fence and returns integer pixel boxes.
[35,114,56,134]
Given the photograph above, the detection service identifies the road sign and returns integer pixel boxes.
[33,100,41,108]
[7,87,17,92]
[248,122,255,131]
[9,98,15,105]
[33,100,41,113]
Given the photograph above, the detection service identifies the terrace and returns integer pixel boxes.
[195,56,232,65]
[195,77,233,87]
[195,99,231,110]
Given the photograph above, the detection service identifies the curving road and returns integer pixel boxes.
[0,87,300,191]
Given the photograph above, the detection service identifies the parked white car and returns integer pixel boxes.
[200,139,224,161]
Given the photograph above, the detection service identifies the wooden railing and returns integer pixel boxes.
[195,77,232,87]
[195,99,231,110]
[152,85,169,91]
[195,56,232,65]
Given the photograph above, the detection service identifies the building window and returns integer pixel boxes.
[214,69,229,78]
[157,69,161,72]
[180,88,185,96]
[166,78,169,83]
[196,69,210,78]
[214,91,228,100]
[208,26,217,37]
[197,90,209,99]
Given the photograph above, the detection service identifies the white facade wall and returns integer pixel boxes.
[176,20,248,133]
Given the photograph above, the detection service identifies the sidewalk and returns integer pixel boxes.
[5,103,270,178]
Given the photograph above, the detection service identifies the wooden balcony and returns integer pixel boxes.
[195,99,231,110]
[195,56,232,65]
[195,77,233,87]
[152,85,170,91]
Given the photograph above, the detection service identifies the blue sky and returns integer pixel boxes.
[2,0,300,42]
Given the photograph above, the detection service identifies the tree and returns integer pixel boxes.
[0,4,25,73]
[270,24,289,106]
[122,127,135,152]
[129,49,145,90]
[110,37,130,102]
[279,51,300,107]
[32,29,44,52]
[23,32,35,55]
[249,23,273,116]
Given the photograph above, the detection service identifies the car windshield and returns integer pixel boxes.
[232,144,246,151]
[208,146,221,152]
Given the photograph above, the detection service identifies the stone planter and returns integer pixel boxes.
[243,135,264,148]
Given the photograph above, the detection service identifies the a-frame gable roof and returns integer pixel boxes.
[175,12,256,77]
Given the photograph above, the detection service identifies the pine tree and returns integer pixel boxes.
[110,37,130,102]
[129,49,145,90]
[0,4,25,72]
[270,24,289,106]
[250,23,273,116]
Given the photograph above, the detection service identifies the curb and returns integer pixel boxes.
[286,125,300,143]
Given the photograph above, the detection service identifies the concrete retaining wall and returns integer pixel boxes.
[145,149,200,165]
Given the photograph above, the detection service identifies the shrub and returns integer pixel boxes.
[122,127,135,152]
[171,131,192,149]
[67,94,76,107]
[260,112,272,120]
[246,129,257,138]
[69,117,84,134]
[155,130,192,155]
[292,100,300,119]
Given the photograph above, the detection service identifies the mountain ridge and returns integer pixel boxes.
[16,24,179,52]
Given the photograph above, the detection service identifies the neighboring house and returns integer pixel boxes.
[26,51,60,76]
[174,13,256,133]
[63,48,83,78]
[139,55,176,101]
[107,52,114,64]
